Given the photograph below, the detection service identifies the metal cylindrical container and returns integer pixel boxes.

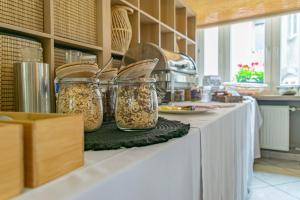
[14,62,51,113]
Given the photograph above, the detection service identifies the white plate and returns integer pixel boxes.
[159,108,212,114]
[172,102,236,108]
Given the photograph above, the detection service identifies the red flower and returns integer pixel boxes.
[238,64,242,68]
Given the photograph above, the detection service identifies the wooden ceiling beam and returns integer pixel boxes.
[184,0,300,27]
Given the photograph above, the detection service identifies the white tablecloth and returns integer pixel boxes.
[15,128,201,200]
[161,101,256,200]
[15,101,257,200]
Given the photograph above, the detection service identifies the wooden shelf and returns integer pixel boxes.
[54,36,102,52]
[0,0,197,65]
[0,22,52,40]
[0,0,197,113]
[124,0,139,7]
[161,31,175,51]
[111,0,139,10]
[140,0,160,20]
[176,0,194,17]
[186,37,196,45]
[111,50,125,56]
[141,26,159,46]
[187,43,196,60]
[140,10,160,24]
[161,22,174,33]
[175,30,186,40]
[110,0,197,62]
[140,12,160,45]
[176,7,187,35]
[160,0,175,28]
[187,16,196,41]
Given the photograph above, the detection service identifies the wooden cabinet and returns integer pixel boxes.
[0,0,197,106]
[111,0,197,60]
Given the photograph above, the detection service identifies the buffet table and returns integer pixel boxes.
[162,101,256,200]
[15,101,257,200]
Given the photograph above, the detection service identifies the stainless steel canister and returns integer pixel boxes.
[14,62,51,112]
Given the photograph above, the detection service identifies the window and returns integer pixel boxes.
[280,13,300,85]
[288,14,298,39]
[230,20,265,83]
[197,11,300,87]
[203,27,219,75]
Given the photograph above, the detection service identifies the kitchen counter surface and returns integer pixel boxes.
[254,95,300,101]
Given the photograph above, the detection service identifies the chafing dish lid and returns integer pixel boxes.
[122,43,196,74]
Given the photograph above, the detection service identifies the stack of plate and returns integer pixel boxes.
[55,62,99,79]
[116,59,158,80]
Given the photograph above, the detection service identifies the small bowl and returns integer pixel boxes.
[277,85,299,96]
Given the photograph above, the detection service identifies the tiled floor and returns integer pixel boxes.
[249,158,300,200]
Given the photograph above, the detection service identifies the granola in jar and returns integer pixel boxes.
[56,78,103,132]
[115,78,158,131]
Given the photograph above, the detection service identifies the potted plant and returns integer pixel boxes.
[235,62,264,83]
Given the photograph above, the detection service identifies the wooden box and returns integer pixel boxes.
[0,124,23,199]
[212,95,243,103]
[0,112,84,188]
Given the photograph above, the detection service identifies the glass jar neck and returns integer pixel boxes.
[116,78,156,85]
[58,77,100,84]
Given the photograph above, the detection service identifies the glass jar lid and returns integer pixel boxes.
[58,77,100,84]
[116,78,156,84]
[99,80,115,85]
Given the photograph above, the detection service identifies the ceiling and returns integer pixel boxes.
[184,0,300,27]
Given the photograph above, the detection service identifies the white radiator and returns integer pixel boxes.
[259,105,290,151]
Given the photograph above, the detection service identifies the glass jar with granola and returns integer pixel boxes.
[56,78,103,132]
[115,78,158,131]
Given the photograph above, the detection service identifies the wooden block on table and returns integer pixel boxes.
[0,124,23,200]
[0,112,84,188]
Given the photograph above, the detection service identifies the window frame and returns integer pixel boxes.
[288,14,299,39]
[197,16,283,90]
[227,19,269,84]
[197,26,230,82]
[198,14,300,89]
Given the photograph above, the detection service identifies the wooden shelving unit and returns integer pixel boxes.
[161,25,175,51]
[0,0,196,64]
[187,16,196,41]
[0,0,196,111]
[0,0,111,112]
[176,7,187,35]
[161,0,175,28]
[140,13,160,45]
[140,0,160,20]
[111,0,196,60]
